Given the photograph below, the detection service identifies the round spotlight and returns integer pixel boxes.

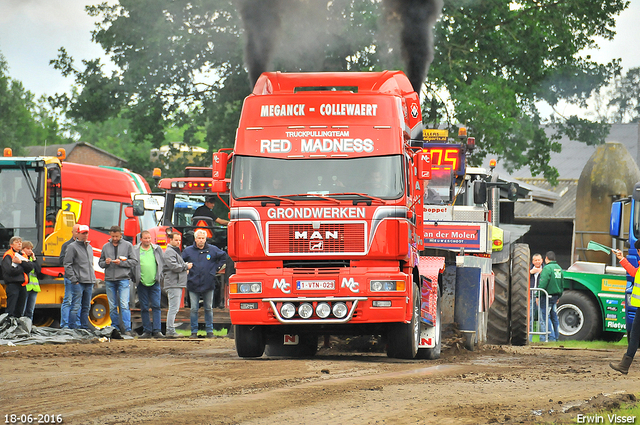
[332,302,348,319]
[281,302,296,319]
[250,283,261,293]
[298,302,313,319]
[371,281,383,292]
[316,302,331,319]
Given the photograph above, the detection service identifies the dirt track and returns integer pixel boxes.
[2,337,640,425]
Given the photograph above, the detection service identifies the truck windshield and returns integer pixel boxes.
[0,166,41,249]
[231,155,404,199]
[165,194,229,226]
[425,169,454,205]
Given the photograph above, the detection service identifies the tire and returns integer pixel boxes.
[509,244,530,346]
[32,309,60,328]
[601,331,624,342]
[387,283,420,359]
[487,261,510,345]
[235,325,265,358]
[90,287,112,329]
[417,294,441,360]
[557,290,602,341]
[265,334,318,357]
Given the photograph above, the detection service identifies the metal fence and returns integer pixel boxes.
[529,288,551,341]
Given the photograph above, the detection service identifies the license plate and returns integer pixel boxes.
[296,280,335,290]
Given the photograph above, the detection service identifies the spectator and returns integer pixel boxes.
[21,241,43,322]
[538,251,563,342]
[611,246,640,374]
[529,253,544,342]
[133,230,165,338]
[63,225,96,330]
[192,196,229,225]
[163,231,192,337]
[99,225,137,336]
[59,224,81,329]
[182,229,228,338]
[1,236,33,318]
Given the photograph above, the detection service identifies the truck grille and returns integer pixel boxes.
[267,222,366,254]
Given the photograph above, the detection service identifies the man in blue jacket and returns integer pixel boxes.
[182,229,228,338]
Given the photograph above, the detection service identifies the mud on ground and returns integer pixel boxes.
[2,337,639,424]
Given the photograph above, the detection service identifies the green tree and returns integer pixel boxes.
[606,67,640,123]
[53,0,629,183]
[0,54,68,152]
[426,0,628,181]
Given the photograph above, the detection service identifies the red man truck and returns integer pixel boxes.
[212,71,448,358]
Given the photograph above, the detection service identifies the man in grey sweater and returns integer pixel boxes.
[63,225,96,330]
[98,225,138,336]
[163,232,192,337]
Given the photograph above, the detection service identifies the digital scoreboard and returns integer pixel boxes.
[422,143,466,176]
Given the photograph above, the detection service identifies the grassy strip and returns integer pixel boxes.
[176,328,228,337]
[529,336,627,349]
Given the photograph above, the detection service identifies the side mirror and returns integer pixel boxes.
[610,200,623,238]
[132,199,145,216]
[473,181,487,204]
[211,180,228,193]
[212,151,229,181]
[634,182,640,202]
[124,218,140,240]
[416,151,431,180]
[506,182,519,202]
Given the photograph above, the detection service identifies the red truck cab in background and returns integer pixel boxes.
[214,71,441,358]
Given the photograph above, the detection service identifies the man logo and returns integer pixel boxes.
[341,277,359,293]
[295,231,338,240]
[273,278,291,294]
[411,104,419,119]
[310,241,323,251]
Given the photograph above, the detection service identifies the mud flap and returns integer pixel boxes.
[418,321,436,348]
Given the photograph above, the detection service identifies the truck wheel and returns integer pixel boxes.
[417,294,441,360]
[487,262,510,345]
[510,244,530,346]
[387,283,420,359]
[235,325,265,358]
[601,331,624,342]
[32,309,60,328]
[90,287,112,329]
[557,290,602,341]
[265,334,318,357]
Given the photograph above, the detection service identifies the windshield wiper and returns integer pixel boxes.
[234,195,295,206]
[326,192,385,205]
[280,194,341,204]
[19,164,39,203]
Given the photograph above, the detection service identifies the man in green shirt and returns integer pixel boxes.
[538,251,563,342]
[133,230,165,338]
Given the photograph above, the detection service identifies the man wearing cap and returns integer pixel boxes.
[192,196,229,225]
[99,225,138,336]
[63,224,96,330]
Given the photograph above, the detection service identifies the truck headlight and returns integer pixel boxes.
[316,302,331,319]
[238,282,262,293]
[370,280,405,291]
[298,303,313,319]
[281,302,296,319]
[332,302,348,318]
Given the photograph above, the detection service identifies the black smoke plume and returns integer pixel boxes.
[236,0,284,89]
[385,0,444,93]
[237,0,443,93]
